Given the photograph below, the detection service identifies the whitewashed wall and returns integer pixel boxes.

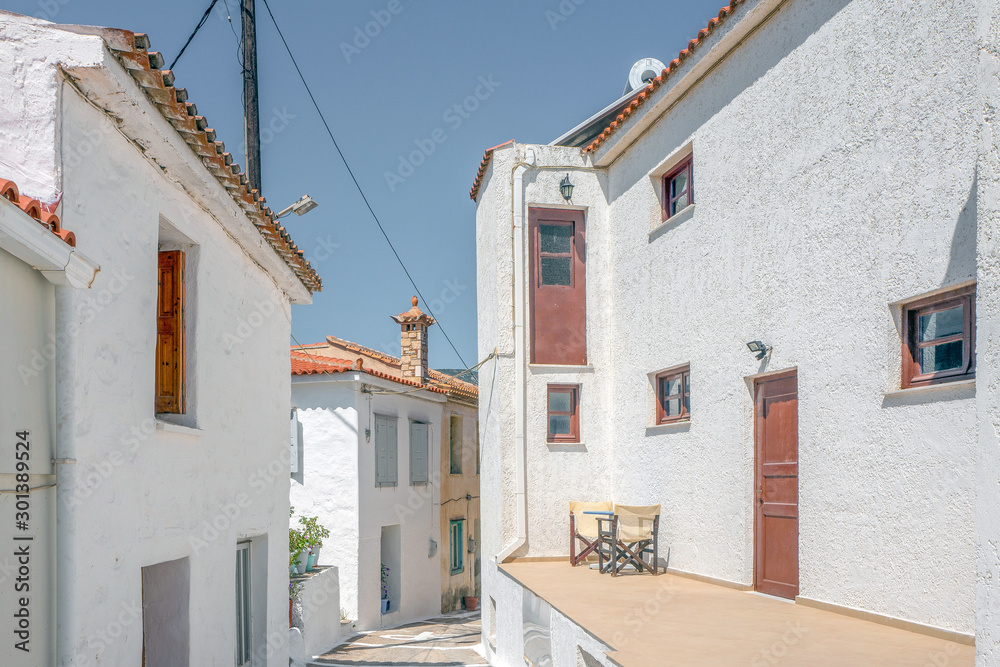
[477,0,982,649]
[975,0,1000,663]
[290,380,362,621]
[0,245,57,666]
[291,374,444,632]
[0,15,308,665]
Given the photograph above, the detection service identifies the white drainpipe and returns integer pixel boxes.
[496,148,535,564]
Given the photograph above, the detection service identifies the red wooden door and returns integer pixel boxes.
[529,208,586,365]
[753,370,799,599]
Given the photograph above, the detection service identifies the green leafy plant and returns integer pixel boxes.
[298,515,330,550]
[381,563,390,599]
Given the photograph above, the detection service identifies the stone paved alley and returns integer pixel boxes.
[306,612,487,666]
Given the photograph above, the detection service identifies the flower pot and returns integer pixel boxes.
[380,598,390,614]
[294,550,308,575]
[463,596,479,612]
[289,599,294,627]
[310,545,321,566]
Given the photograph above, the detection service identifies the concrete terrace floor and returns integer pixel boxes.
[310,612,487,666]
[502,561,976,666]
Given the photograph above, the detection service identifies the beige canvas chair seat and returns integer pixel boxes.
[601,504,660,576]
[569,501,613,566]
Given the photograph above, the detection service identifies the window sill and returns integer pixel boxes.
[883,379,975,398]
[650,204,695,238]
[528,364,595,374]
[645,420,691,433]
[154,420,203,437]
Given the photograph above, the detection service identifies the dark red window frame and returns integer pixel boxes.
[546,384,580,443]
[655,365,690,424]
[662,156,694,220]
[901,285,976,388]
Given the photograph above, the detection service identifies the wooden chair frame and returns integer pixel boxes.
[601,514,660,577]
[569,513,601,566]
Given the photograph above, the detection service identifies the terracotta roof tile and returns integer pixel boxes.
[469,140,514,201]
[93,29,321,292]
[291,339,478,402]
[582,1,747,154]
[468,2,749,198]
[290,351,353,375]
[0,177,76,247]
[390,296,435,325]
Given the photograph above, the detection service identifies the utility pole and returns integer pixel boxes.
[241,0,262,193]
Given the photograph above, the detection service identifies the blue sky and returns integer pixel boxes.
[10,0,726,369]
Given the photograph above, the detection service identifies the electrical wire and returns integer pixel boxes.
[259,0,469,368]
[169,0,221,71]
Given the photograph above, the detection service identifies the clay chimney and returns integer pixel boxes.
[391,296,435,383]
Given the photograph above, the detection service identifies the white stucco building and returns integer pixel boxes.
[0,11,321,666]
[289,299,478,634]
[473,0,1000,664]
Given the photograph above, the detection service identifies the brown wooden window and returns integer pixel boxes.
[655,365,690,424]
[546,385,579,443]
[156,250,186,413]
[901,285,975,388]
[662,156,693,219]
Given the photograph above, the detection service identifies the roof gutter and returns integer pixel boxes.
[495,147,535,564]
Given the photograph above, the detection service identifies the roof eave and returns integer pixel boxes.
[586,0,783,167]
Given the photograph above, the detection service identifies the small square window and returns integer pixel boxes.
[662,156,693,219]
[655,365,690,424]
[901,285,975,388]
[546,385,579,443]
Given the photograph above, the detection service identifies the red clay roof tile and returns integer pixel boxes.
[469,140,514,201]
[91,29,321,292]
[0,177,77,247]
[469,1,749,199]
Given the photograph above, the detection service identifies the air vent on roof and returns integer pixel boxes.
[624,58,667,95]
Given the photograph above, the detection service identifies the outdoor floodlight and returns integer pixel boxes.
[746,340,770,360]
[559,173,574,201]
[276,194,319,218]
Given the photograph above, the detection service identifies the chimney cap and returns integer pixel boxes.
[391,295,436,326]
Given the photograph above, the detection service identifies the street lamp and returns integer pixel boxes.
[276,195,318,218]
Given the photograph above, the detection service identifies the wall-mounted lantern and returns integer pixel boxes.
[559,174,574,201]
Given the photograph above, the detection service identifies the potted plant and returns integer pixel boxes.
[463,587,479,612]
[380,563,390,614]
[289,515,309,576]
[298,515,330,572]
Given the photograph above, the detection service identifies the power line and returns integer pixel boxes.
[259,0,469,368]
[169,0,220,71]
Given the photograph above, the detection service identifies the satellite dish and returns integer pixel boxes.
[624,58,666,95]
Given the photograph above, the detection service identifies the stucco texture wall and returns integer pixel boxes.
[0,245,57,666]
[293,376,444,631]
[976,0,1000,663]
[439,400,481,612]
[477,0,983,644]
[290,381,361,621]
[54,81,296,664]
